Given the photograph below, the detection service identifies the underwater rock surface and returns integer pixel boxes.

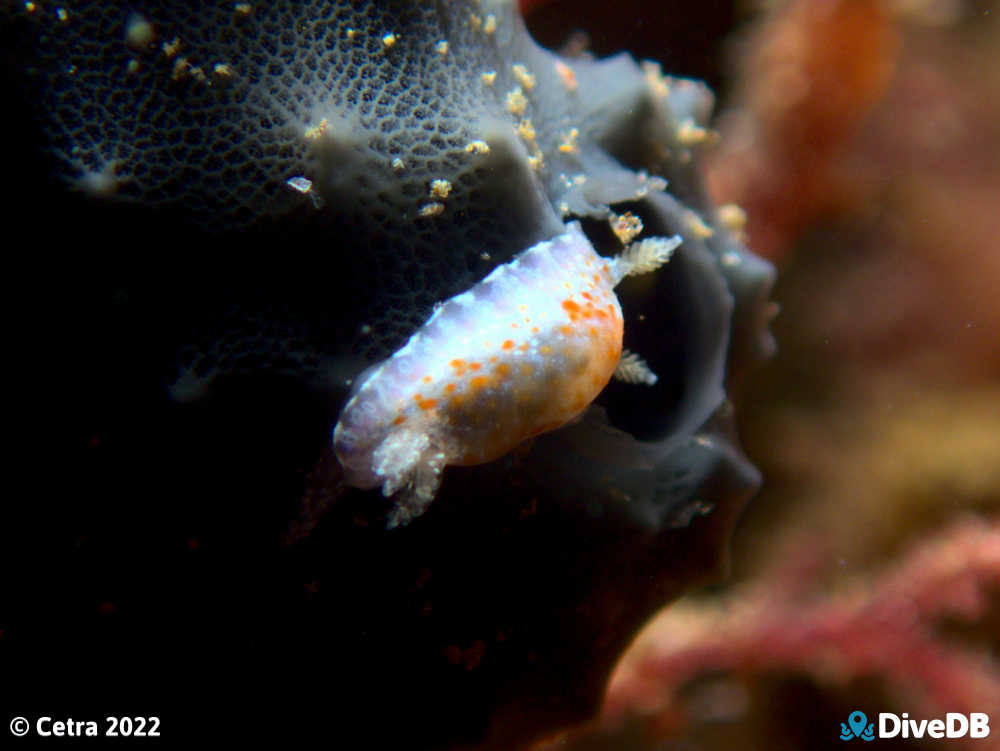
[5,0,774,747]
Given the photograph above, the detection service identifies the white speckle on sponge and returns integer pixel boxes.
[428,179,452,199]
[124,13,155,50]
[417,202,445,218]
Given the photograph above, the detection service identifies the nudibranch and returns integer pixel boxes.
[334,222,681,527]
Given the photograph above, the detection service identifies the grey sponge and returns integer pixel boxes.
[8,0,774,529]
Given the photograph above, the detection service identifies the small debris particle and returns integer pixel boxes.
[381,32,397,49]
[464,140,490,155]
[469,13,482,31]
[642,60,670,98]
[483,14,497,34]
[512,63,536,91]
[686,210,715,238]
[188,65,207,85]
[24,3,37,13]
[517,118,536,144]
[360,324,373,335]
[56,7,68,22]
[162,36,181,59]
[558,201,570,216]
[346,27,357,41]
[234,3,252,16]
[480,251,491,261]
[391,157,406,172]
[170,57,190,81]
[572,173,587,186]
[286,176,313,194]
[286,176,323,208]
[418,202,445,218]
[610,211,643,244]
[527,152,544,171]
[676,117,718,147]
[637,171,668,192]
[554,60,577,91]
[304,118,328,140]
[717,203,747,234]
[428,179,452,199]
[481,70,497,86]
[124,13,155,50]
[212,62,233,81]
[558,128,580,155]
[126,59,140,76]
[435,40,448,56]
[505,86,527,116]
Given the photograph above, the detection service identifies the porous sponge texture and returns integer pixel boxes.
[8,0,769,389]
[10,0,584,355]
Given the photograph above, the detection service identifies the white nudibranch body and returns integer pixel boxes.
[333,222,680,527]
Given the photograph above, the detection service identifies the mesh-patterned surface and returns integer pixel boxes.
[7,0,774,486]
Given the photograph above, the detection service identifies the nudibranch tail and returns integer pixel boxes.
[333,221,680,527]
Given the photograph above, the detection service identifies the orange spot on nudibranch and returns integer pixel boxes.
[560,325,573,336]
[494,363,511,377]
[393,415,407,425]
[502,339,515,350]
[540,345,552,355]
[530,326,539,334]
[413,394,438,410]
[450,359,465,369]
[444,383,457,393]
[562,299,582,321]
[470,376,489,391]
[469,362,482,371]
[489,355,499,363]
[422,375,433,383]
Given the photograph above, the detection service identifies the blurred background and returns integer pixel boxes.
[524,0,1000,748]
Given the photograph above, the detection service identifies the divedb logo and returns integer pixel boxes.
[840,710,991,741]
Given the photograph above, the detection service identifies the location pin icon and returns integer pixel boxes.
[848,711,868,738]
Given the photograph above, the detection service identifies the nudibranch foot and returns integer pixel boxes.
[333,222,681,527]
